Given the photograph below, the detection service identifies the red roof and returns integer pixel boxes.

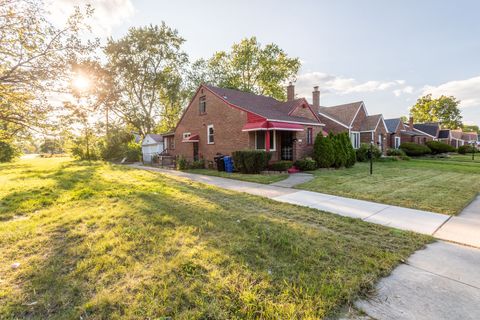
[182,134,199,142]
[242,121,304,132]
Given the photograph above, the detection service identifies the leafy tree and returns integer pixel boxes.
[39,138,65,155]
[410,94,463,129]
[463,125,479,133]
[0,0,97,138]
[105,23,189,136]
[313,133,335,168]
[190,37,300,100]
[0,140,20,162]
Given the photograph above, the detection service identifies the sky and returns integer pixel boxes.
[48,0,480,125]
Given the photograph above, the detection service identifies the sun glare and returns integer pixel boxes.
[72,74,91,91]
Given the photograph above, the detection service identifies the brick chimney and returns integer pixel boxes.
[312,86,320,112]
[287,82,295,101]
[409,116,414,131]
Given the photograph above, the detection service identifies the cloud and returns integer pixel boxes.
[47,0,135,36]
[296,72,411,98]
[422,76,480,108]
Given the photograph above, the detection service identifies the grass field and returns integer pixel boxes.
[184,168,288,184]
[297,156,480,215]
[0,158,430,319]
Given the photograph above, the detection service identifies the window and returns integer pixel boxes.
[169,137,175,149]
[183,132,191,140]
[255,131,276,151]
[350,132,360,149]
[207,125,214,144]
[199,96,206,114]
[306,128,313,145]
[394,136,401,149]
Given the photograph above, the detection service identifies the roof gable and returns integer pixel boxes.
[360,114,382,131]
[385,118,401,133]
[318,101,364,127]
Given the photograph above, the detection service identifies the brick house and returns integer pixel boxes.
[384,117,431,147]
[317,101,389,152]
[168,84,325,165]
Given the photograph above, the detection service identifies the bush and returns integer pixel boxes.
[400,142,431,156]
[176,156,189,170]
[356,143,382,162]
[190,159,205,169]
[458,145,476,154]
[332,133,347,168]
[0,140,20,162]
[294,157,317,171]
[386,148,406,156]
[313,133,335,168]
[426,141,456,154]
[125,141,142,162]
[232,150,270,174]
[340,132,356,168]
[99,128,136,161]
[269,160,293,171]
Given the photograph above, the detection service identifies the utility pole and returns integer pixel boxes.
[369,141,373,175]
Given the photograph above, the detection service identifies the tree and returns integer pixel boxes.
[190,37,300,100]
[313,133,335,168]
[463,125,479,132]
[341,133,356,168]
[105,23,188,136]
[331,133,346,169]
[0,0,97,137]
[410,94,463,129]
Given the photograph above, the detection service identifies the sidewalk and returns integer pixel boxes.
[130,164,457,240]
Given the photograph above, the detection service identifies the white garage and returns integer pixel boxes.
[142,134,164,163]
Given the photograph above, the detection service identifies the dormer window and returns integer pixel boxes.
[199,96,206,114]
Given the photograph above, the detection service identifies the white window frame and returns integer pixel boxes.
[255,130,276,151]
[306,127,313,145]
[394,136,401,149]
[199,96,206,114]
[207,124,214,144]
[350,132,360,149]
[183,132,191,140]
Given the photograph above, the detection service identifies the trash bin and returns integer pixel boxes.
[224,156,234,173]
[214,154,225,171]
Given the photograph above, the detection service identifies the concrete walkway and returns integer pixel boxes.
[269,172,313,188]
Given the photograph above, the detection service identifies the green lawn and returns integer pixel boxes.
[297,156,480,215]
[0,158,430,319]
[184,168,288,184]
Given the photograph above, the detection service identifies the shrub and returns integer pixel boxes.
[400,142,431,156]
[426,141,456,154]
[332,133,346,168]
[232,150,270,174]
[294,157,317,171]
[313,133,335,168]
[356,143,382,162]
[125,141,142,162]
[190,159,205,169]
[386,148,406,156]
[0,140,20,162]
[269,160,293,171]
[458,145,476,154]
[340,132,356,168]
[176,156,189,170]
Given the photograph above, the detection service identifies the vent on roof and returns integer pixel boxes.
[223,96,228,99]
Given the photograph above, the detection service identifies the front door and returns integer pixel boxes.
[281,131,293,160]
[193,142,199,161]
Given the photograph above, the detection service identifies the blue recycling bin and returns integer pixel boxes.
[223,156,234,173]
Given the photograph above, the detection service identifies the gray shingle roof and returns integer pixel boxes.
[147,134,164,142]
[385,118,401,133]
[413,123,439,137]
[318,101,364,126]
[206,85,320,124]
[438,130,450,139]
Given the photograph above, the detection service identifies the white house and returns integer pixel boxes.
[142,134,164,163]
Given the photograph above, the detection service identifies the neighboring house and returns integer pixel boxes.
[437,129,466,148]
[385,118,407,148]
[162,132,175,155]
[171,83,325,164]
[462,132,478,144]
[141,134,164,163]
[317,101,389,152]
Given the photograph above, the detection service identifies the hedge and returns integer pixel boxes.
[294,157,317,171]
[458,145,476,154]
[425,141,456,154]
[399,142,431,156]
[356,143,382,162]
[269,160,293,171]
[232,150,271,174]
[313,133,335,168]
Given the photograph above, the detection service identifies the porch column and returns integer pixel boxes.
[265,130,270,152]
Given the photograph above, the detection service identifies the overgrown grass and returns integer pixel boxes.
[184,168,288,184]
[0,158,430,319]
[298,156,480,215]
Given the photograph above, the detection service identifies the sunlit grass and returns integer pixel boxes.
[298,156,480,215]
[0,158,430,319]
[184,168,288,184]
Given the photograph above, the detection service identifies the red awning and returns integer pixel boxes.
[242,121,304,132]
[182,134,199,143]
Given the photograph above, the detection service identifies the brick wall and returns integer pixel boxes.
[317,116,348,134]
